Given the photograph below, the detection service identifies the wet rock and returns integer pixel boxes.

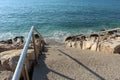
[13,36,24,43]
[35,34,39,39]
[13,36,24,48]
[100,29,105,31]
[65,36,72,41]
[0,39,12,44]
[90,34,99,38]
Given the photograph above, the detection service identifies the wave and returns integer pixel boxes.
[43,29,98,43]
[0,28,110,43]
[43,31,71,43]
[0,32,28,41]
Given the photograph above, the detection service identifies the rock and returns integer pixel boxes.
[0,36,25,52]
[0,35,45,79]
[82,41,92,50]
[13,36,25,49]
[115,37,120,42]
[0,49,35,71]
[91,42,98,51]
[66,41,72,47]
[64,28,120,54]
[82,37,98,50]
[0,50,22,71]
[71,41,76,48]
[98,40,120,53]
[89,34,99,38]
[65,36,72,41]
[0,71,13,80]
[0,39,12,44]
[35,34,39,39]
[13,36,24,43]
[0,58,10,71]
[0,37,43,71]
[8,56,20,71]
[100,29,105,31]
[75,41,82,49]
[0,44,14,53]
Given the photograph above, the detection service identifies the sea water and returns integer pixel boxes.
[0,0,120,42]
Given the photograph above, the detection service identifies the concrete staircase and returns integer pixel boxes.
[32,45,120,80]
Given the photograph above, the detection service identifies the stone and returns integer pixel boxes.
[0,49,36,71]
[0,71,13,80]
[13,36,24,43]
[64,28,120,54]
[82,37,97,50]
[0,39,12,44]
[0,44,14,53]
[65,36,72,41]
[82,41,92,50]
[76,41,82,49]
[98,40,120,53]
[13,36,25,49]
[35,34,39,39]
[65,40,71,47]
[0,50,22,71]
[71,41,76,48]
[91,42,98,51]
[89,34,99,38]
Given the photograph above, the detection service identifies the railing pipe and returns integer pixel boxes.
[12,26,34,80]
[34,27,43,39]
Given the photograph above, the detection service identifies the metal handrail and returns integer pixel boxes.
[12,26,43,80]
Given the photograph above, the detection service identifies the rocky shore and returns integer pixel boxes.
[0,35,45,80]
[65,28,120,54]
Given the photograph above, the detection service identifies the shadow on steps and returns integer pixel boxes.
[57,49,105,80]
[32,52,74,80]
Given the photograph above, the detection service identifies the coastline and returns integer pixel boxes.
[0,27,120,79]
[65,27,120,54]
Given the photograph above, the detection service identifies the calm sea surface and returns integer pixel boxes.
[0,0,120,42]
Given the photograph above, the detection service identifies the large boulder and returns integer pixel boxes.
[82,37,98,50]
[0,49,22,71]
[0,49,36,71]
[98,40,120,53]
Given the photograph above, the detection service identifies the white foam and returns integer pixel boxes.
[44,30,71,43]
[43,29,98,43]
[0,32,28,41]
[0,29,97,43]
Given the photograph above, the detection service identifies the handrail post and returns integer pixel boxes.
[32,32,38,63]
[22,64,30,80]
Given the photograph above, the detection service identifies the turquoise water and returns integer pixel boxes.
[0,0,120,42]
